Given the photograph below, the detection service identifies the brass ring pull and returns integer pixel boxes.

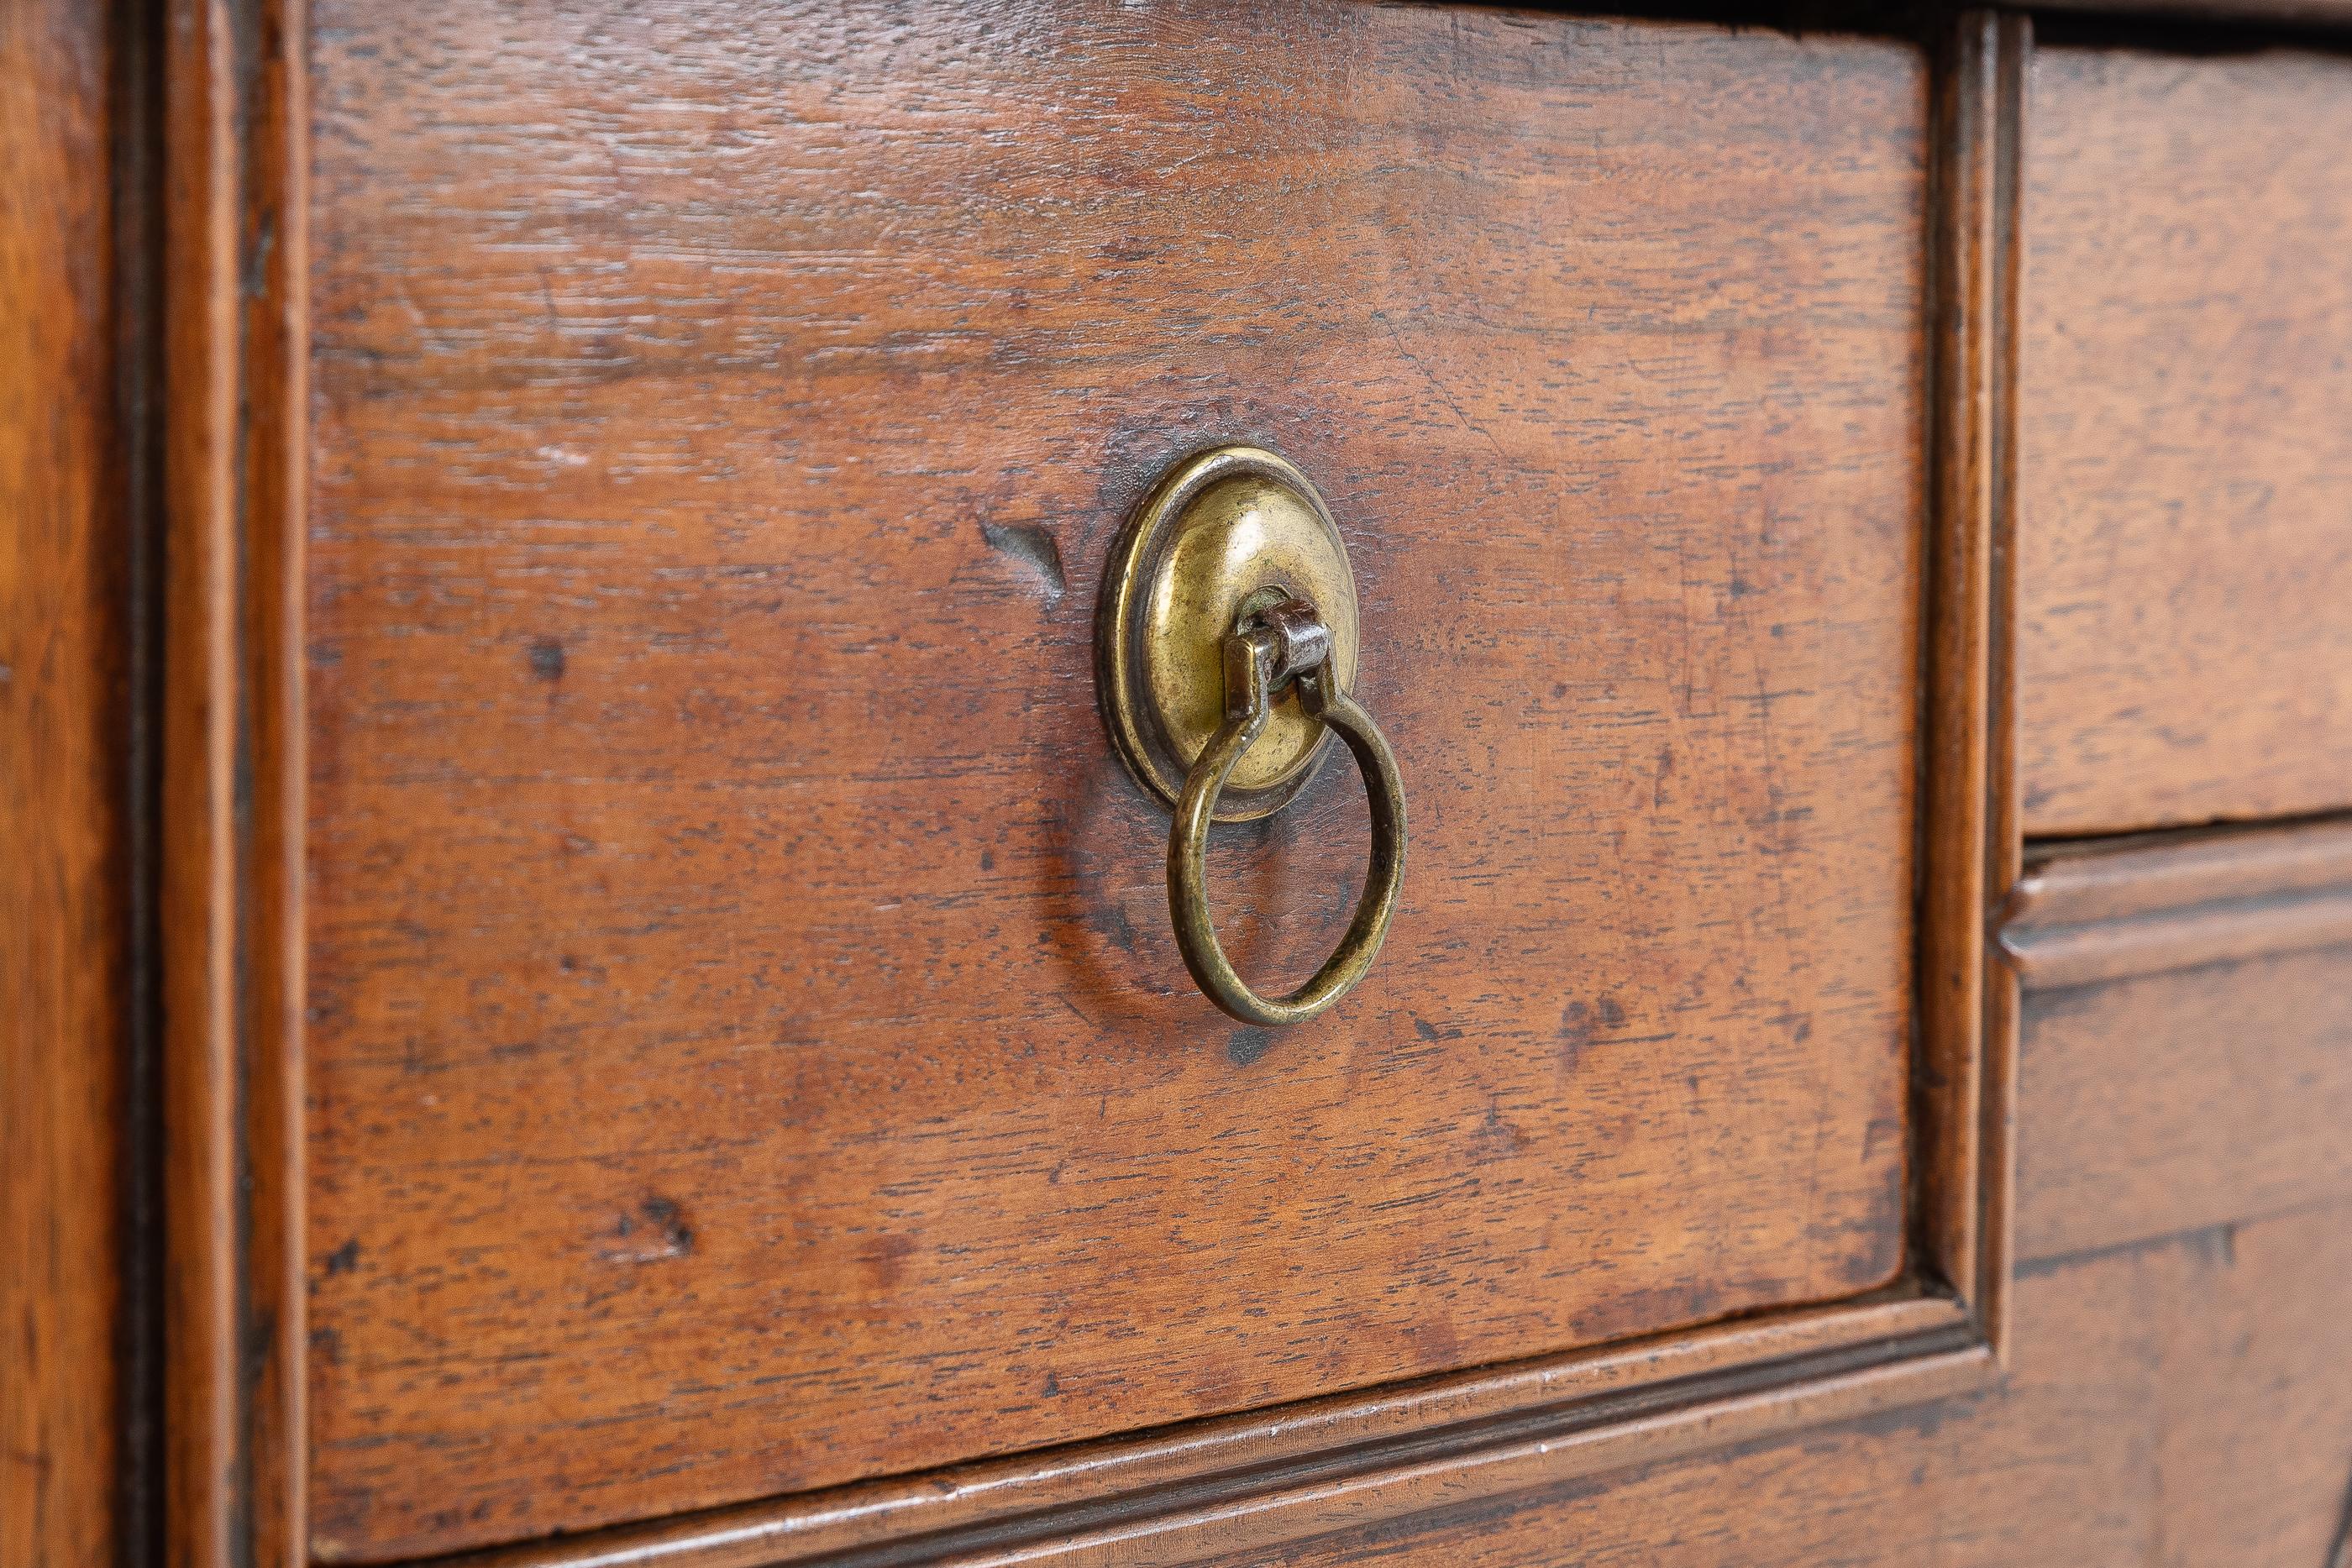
[1168,597,1406,1026]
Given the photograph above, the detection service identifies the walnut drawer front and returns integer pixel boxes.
[2021,45,2352,836]
[300,3,1929,1557]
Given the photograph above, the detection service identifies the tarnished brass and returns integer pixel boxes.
[1166,598,1406,1026]
[1097,447,1360,821]
[1097,446,1404,1026]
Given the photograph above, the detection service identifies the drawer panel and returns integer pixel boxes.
[2021,45,2352,835]
[303,3,1928,1556]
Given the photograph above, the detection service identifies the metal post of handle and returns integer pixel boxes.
[1166,598,1406,1027]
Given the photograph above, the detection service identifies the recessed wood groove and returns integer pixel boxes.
[404,1297,1970,1568]
[862,1340,1996,1568]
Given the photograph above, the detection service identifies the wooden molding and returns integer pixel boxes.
[431,1298,1981,1568]
[2005,818,2352,988]
[162,0,309,1564]
[1918,7,2028,1366]
[165,10,2027,1567]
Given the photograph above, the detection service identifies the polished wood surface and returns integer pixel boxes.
[1172,823,2352,1566]
[440,1298,1983,1568]
[1194,1205,2352,1567]
[2019,44,2352,835]
[1,4,137,1564]
[2019,944,2352,1265]
[13,5,2352,1565]
[480,830,2341,1568]
[294,6,1933,1554]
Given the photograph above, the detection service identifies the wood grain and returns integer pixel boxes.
[1164,836,2352,1565]
[0,3,132,1563]
[622,821,2336,1568]
[294,3,1931,1555]
[1186,1199,2352,1568]
[2005,821,2352,1262]
[437,1295,1977,1568]
[2019,44,2352,834]
[2016,945,2352,1265]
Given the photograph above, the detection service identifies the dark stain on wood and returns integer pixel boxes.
[602,1198,695,1265]
[1226,1026,1278,1067]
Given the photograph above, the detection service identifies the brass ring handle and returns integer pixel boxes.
[1168,598,1407,1027]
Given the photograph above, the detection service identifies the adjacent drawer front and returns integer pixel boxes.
[2021,45,2352,836]
[304,3,1928,1556]
[2003,822,2352,1261]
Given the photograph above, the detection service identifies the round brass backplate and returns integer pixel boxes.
[1097,447,1361,821]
